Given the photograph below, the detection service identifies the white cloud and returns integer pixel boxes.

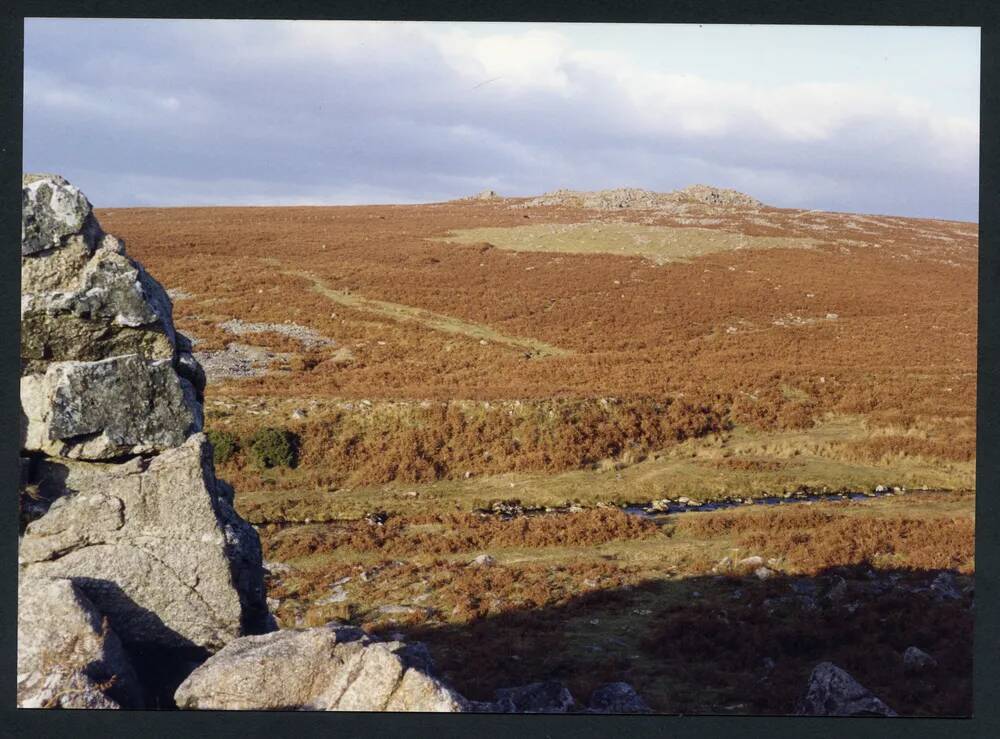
[23,20,979,219]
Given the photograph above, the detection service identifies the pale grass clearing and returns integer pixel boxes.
[437,222,821,264]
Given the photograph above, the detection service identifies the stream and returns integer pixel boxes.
[621,487,915,519]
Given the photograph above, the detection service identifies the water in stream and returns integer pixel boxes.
[622,489,905,519]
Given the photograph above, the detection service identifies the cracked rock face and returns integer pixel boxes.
[21,356,203,460]
[18,174,270,708]
[21,435,268,651]
[21,236,177,369]
[174,624,469,712]
[17,576,143,709]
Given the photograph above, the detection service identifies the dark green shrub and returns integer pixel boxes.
[206,429,241,465]
[248,427,298,469]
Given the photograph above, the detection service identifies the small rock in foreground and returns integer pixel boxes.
[174,623,468,712]
[492,680,576,713]
[796,662,897,717]
[902,646,937,673]
[587,682,652,714]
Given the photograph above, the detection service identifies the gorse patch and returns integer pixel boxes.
[206,429,240,465]
[248,427,298,469]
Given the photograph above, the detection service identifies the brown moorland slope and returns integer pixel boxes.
[98,195,976,490]
[93,194,976,715]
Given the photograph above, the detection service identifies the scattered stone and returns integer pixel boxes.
[586,682,652,714]
[167,287,194,301]
[217,318,335,348]
[796,662,897,717]
[470,554,496,567]
[754,567,774,580]
[738,556,764,568]
[263,560,292,576]
[902,647,937,673]
[490,499,525,517]
[195,342,291,382]
[316,583,349,606]
[930,572,961,600]
[174,624,468,711]
[469,189,500,200]
[493,680,576,713]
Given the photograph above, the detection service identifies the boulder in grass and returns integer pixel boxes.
[796,662,897,717]
[493,680,576,713]
[587,682,652,714]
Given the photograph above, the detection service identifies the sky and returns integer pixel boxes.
[23,20,980,220]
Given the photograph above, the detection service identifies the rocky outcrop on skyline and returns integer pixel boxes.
[512,184,763,210]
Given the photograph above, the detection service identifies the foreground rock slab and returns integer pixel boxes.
[18,577,142,709]
[796,662,897,717]
[20,434,268,651]
[174,623,469,711]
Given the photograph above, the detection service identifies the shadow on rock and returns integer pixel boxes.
[69,578,210,709]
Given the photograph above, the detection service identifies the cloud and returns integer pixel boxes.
[23,20,979,220]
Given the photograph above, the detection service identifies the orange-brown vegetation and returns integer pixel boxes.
[834,434,977,464]
[96,199,976,716]
[216,397,728,488]
[675,503,975,574]
[263,508,659,561]
[259,494,973,714]
[99,199,976,485]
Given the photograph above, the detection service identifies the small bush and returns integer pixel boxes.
[206,429,241,465]
[249,427,298,469]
